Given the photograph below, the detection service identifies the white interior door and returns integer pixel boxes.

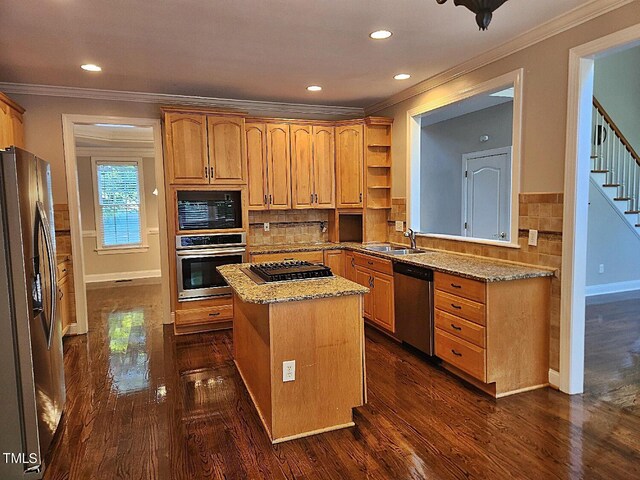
[463,147,512,241]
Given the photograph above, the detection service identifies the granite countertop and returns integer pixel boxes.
[249,243,555,283]
[217,264,369,304]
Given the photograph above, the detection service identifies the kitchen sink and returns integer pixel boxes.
[364,245,396,252]
[388,248,425,255]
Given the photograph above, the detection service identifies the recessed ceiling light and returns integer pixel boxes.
[81,64,102,72]
[370,30,393,40]
[307,85,322,92]
[394,73,411,80]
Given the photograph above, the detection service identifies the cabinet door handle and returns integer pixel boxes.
[210,166,215,179]
[450,303,462,310]
[450,283,462,289]
[451,349,463,357]
[284,257,294,261]
[310,194,314,204]
[359,193,363,203]
[314,193,318,203]
[264,194,268,205]
[451,323,462,331]
[367,261,374,265]
[269,195,272,205]
[351,258,355,267]
[209,312,221,317]
[204,166,209,178]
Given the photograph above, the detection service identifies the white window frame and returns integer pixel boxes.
[405,69,524,249]
[90,157,149,254]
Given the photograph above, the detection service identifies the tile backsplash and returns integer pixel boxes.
[387,193,563,372]
[249,210,331,246]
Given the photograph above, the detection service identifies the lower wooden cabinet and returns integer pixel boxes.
[174,296,234,335]
[250,250,324,264]
[323,250,345,276]
[433,271,550,398]
[353,254,395,333]
[344,252,357,281]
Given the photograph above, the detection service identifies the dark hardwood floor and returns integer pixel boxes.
[44,284,640,480]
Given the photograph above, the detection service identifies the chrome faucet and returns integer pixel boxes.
[404,228,417,249]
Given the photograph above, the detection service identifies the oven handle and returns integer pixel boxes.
[176,248,247,258]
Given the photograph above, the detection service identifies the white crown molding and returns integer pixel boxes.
[75,146,156,157]
[0,82,364,118]
[365,0,636,114]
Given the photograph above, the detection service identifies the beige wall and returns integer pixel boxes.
[376,3,640,197]
[77,155,161,277]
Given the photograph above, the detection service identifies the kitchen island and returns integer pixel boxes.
[217,264,369,444]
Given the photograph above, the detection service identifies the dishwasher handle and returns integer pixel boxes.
[393,262,433,281]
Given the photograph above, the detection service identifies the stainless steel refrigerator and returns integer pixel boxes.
[0,147,65,478]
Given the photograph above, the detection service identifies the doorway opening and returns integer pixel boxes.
[561,24,640,395]
[61,115,171,336]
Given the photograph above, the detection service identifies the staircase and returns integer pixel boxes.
[590,97,640,236]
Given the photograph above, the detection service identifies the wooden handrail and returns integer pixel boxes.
[593,97,640,168]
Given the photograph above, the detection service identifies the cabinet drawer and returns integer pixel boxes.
[175,304,233,326]
[434,290,486,326]
[435,329,486,382]
[435,309,485,348]
[251,250,324,264]
[435,272,485,304]
[57,261,71,281]
[354,253,392,275]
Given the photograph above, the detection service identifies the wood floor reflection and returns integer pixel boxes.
[44,284,640,479]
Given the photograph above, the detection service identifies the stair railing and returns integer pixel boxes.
[592,97,640,213]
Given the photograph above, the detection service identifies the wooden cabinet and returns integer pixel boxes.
[174,296,234,335]
[336,124,364,208]
[0,93,25,150]
[433,272,551,398]
[323,250,344,277]
[56,257,74,334]
[246,123,269,209]
[165,112,209,184]
[266,124,291,210]
[352,252,395,333]
[355,266,374,319]
[291,125,314,208]
[291,124,335,209]
[207,116,247,184]
[163,109,247,186]
[313,126,336,208]
[246,122,291,210]
[251,250,324,264]
[344,251,357,281]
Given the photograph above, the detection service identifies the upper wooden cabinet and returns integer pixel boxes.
[165,113,209,184]
[247,121,291,210]
[0,92,25,150]
[163,109,247,186]
[246,123,269,209]
[336,124,364,208]
[291,125,314,209]
[266,124,291,210]
[291,124,335,209]
[207,116,247,184]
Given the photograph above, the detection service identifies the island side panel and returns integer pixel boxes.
[486,277,551,397]
[269,295,364,442]
[233,296,274,438]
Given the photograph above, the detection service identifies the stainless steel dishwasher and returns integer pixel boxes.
[393,262,434,356]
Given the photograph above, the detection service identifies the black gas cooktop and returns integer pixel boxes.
[249,261,333,282]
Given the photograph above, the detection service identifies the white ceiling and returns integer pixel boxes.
[0,0,588,108]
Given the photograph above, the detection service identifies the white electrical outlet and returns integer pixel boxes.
[599,264,605,274]
[528,229,538,246]
[395,221,404,232]
[282,360,295,382]
[263,222,270,232]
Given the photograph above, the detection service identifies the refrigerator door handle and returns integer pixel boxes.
[35,201,57,349]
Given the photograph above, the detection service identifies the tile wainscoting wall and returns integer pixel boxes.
[248,210,331,246]
[388,194,563,371]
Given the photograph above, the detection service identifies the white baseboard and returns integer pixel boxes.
[585,279,640,297]
[84,269,161,283]
[548,369,560,389]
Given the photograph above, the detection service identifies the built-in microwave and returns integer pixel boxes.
[177,190,243,231]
